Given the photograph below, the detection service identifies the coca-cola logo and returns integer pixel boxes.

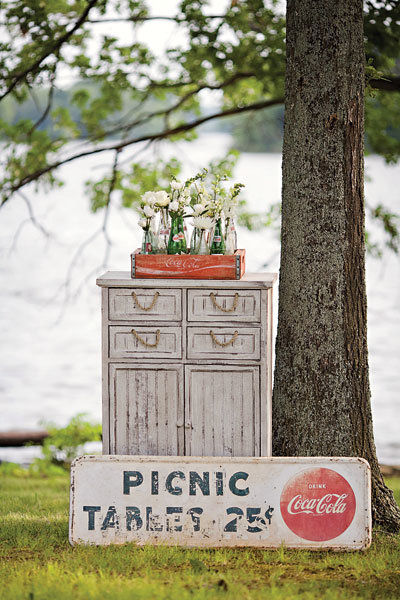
[280,468,356,541]
[165,257,202,269]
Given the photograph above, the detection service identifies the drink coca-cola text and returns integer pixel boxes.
[287,493,348,515]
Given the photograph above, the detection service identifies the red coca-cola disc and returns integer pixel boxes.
[280,468,356,541]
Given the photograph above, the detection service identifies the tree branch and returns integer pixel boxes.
[55,150,120,315]
[28,68,57,136]
[18,191,51,239]
[1,96,283,206]
[370,76,400,92]
[87,15,226,24]
[102,149,119,248]
[8,191,51,254]
[95,72,256,141]
[0,0,99,102]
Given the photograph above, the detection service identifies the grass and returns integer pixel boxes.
[1,473,400,600]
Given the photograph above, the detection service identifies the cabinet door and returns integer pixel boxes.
[185,365,260,457]
[109,364,184,455]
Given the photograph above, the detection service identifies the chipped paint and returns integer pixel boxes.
[69,456,371,550]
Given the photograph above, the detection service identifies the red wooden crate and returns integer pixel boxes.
[131,249,245,280]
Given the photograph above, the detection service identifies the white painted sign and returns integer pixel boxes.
[69,456,371,550]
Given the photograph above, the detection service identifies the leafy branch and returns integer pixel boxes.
[1,96,283,206]
[0,0,99,101]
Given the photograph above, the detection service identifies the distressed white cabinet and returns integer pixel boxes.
[97,271,277,457]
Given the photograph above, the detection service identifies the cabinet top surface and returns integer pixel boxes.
[97,271,278,289]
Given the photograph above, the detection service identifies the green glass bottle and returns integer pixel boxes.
[210,217,225,254]
[167,216,182,254]
[178,216,187,253]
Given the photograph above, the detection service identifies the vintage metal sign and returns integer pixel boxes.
[69,456,371,549]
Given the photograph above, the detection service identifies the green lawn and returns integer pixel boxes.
[1,473,400,600]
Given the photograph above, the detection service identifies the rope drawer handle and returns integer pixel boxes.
[209,330,239,347]
[131,328,161,348]
[132,291,159,311]
[210,292,239,313]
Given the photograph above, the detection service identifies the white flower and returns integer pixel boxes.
[143,205,155,218]
[138,218,147,229]
[142,191,157,205]
[192,216,215,230]
[171,180,183,190]
[169,200,179,212]
[199,191,211,202]
[155,190,170,207]
[192,203,204,216]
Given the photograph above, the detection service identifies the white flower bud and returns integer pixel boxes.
[143,205,155,217]
[170,180,183,190]
[142,191,157,205]
[169,200,179,212]
[155,190,170,207]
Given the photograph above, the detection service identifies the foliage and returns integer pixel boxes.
[366,202,400,256]
[366,91,400,163]
[0,1,398,205]
[0,414,101,478]
[29,413,102,473]
[0,473,399,599]
[0,2,399,257]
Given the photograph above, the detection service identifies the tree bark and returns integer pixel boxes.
[273,0,400,531]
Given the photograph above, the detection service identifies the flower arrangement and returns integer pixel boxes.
[136,170,244,255]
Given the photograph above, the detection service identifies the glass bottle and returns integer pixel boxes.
[167,216,182,254]
[196,229,210,255]
[178,216,187,253]
[141,228,154,254]
[210,217,225,254]
[156,208,170,254]
[183,218,189,248]
[150,216,158,254]
[190,227,201,254]
[224,217,237,255]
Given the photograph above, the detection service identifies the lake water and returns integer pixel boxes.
[0,134,399,464]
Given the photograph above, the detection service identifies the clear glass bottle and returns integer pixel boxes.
[167,216,182,254]
[183,217,189,249]
[150,216,158,253]
[224,217,237,255]
[210,217,225,254]
[196,229,210,255]
[156,208,170,254]
[141,228,154,254]
[190,227,201,254]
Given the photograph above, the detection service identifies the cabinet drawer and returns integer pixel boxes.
[187,289,260,322]
[187,327,260,360]
[109,326,181,359]
[109,288,181,321]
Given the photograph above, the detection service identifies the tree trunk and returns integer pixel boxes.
[273,0,400,531]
